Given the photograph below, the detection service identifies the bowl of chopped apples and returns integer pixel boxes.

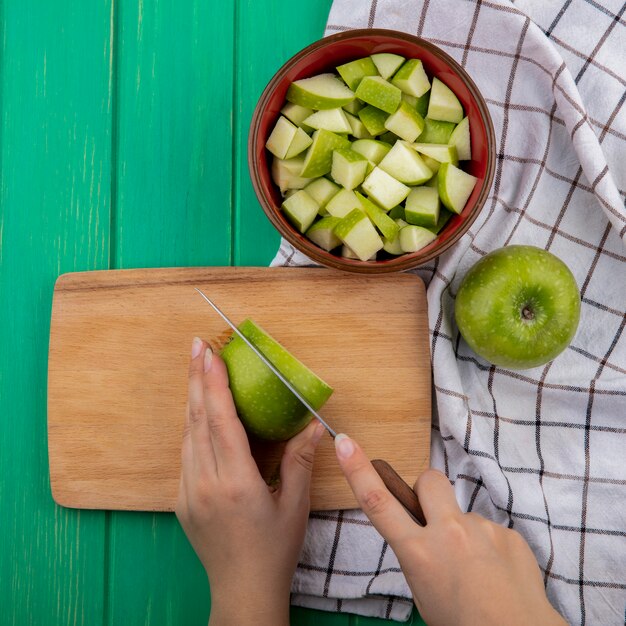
[249,29,495,273]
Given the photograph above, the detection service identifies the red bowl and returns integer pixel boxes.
[249,29,496,274]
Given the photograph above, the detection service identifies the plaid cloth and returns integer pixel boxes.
[272,0,626,622]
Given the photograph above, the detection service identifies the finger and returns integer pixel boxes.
[414,469,462,523]
[278,420,325,507]
[202,348,257,474]
[188,337,215,470]
[334,434,420,547]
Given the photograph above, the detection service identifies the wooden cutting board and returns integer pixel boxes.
[48,267,431,511]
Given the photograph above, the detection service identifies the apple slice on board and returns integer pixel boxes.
[220,319,333,441]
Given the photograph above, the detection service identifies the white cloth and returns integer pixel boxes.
[274,0,626,622]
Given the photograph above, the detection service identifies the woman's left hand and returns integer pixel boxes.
[176,337,325,626]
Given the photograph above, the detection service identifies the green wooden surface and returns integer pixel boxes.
[0,1,425,624]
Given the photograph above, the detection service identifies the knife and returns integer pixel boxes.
[195,288,426,527]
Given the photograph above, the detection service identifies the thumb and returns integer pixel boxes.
[334,434,419,547]
[278,420,325,506]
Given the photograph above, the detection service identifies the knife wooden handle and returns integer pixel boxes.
[371,459,426,526]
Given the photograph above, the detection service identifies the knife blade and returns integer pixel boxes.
[194,288,426,526]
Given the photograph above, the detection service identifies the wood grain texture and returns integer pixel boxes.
[104,1,235,622]
[234,0,335,265]
[0,0,113,623]
[48,267,431,511]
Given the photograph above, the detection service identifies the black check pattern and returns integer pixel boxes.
[275,0,626,622]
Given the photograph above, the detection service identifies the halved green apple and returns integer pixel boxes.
[220,319,333,441]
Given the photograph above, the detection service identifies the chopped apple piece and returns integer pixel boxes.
[362,166,410,210]
[305,216,342,251]
[405,186,440,228]
[427,77,464,123]
[371,53,405,79]
[378,140,432,185]
[437,162,477,214]
[334,209,384,261]
[391,59,431,97]
[287,73,355,110]
[281,190,319,233]
[337,57,379,90]
[355,76,402,114]
[331,148,369,190]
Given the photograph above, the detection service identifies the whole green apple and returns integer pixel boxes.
[220,319,333,441]
[454,246,580,369]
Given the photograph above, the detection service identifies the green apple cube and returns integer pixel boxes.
[421,154,442,175]
[415,92,430,117]
[281,189,319,233]
[357,105,388,136]
[331,148,369,190]
[399,225,437,253]
[284,126,313,159]
[300,129,350,178]
[402,93,418,109]
[355,76,402,114]
[383,230,404,255]
[344,111,373,139]
[304,177,340,209]
[281,102,315,132]
[405,186,440,227]
[438,162,478,214]
[325,188,363,218]
[355,192,400,240]
[427,77,464,123]
[371,53,405,79]
[396,218,409,228]
[412,143,459,165]
[424,173,440,187]
[378,140,432,185]
[343,99,364,115]
[220,318,333,441]
[271,156,313,193]
[337,57,379,90]
[351,139,392,165]
[391,59,431,97]
[334,208,384,261]
[419,118,456,144]
[305,216,342,251]
[341,245,377,261]
[383,101,425,142]
[388,205,406,220]
[427,207,454,234]
[304,108,352,134]
[380,131,398,145]
[362,166,410,209]
[287,73,355,110]
[449,116,471,160]
[265,116,298,159]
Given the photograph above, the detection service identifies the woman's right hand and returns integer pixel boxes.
[333,434,567,626]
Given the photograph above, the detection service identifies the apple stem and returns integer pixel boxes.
[522,306,535,321]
